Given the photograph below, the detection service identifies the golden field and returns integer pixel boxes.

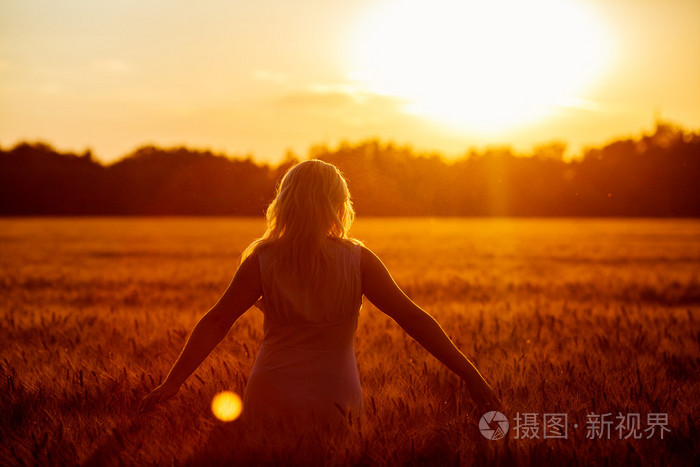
[1,218,698,465]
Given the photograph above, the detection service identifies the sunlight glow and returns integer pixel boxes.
[211,391,243,422]
[350,0,611,131]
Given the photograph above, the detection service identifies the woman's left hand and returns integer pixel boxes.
[139,381,180,414]
[466,376,503,415]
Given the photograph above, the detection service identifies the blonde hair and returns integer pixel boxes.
[241,159,362,282]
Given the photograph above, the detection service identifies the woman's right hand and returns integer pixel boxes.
[138,380,180,415]
[467,377,503,414]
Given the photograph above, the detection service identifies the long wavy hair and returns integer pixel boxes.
[241,159,362,283]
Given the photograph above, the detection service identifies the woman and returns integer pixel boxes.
[140,159,501,425]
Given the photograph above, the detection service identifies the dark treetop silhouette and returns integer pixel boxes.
[1,121,699,217]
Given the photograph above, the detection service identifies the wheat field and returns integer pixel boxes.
[1,218,698,466]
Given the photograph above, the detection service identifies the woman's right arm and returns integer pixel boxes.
[360,246,502,412]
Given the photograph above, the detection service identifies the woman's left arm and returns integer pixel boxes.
[139,252,261,413]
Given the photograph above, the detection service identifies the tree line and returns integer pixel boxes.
[1,122,698,216]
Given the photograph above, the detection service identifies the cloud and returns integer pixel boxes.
[276,83,406,109]
[252,69,288,84]
[557,97,629,114]
[307,83,362,96]
[37,82,64,96]
[277,90,358,108]
[91,59,131,73]
[273,83,414,129]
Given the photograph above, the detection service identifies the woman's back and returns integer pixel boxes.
[142,159,500,450]
[258,237,362,324]
[242,238,364,425]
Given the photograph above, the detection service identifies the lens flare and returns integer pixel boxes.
[211,391,243,422]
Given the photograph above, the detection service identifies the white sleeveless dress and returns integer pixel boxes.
[242,239,364,425]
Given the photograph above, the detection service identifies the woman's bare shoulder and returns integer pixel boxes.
[358,244,386,276]
[251,241,276,256]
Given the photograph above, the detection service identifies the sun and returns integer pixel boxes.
[349,0,611,131]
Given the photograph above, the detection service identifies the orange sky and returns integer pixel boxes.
[1,0,699,163]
